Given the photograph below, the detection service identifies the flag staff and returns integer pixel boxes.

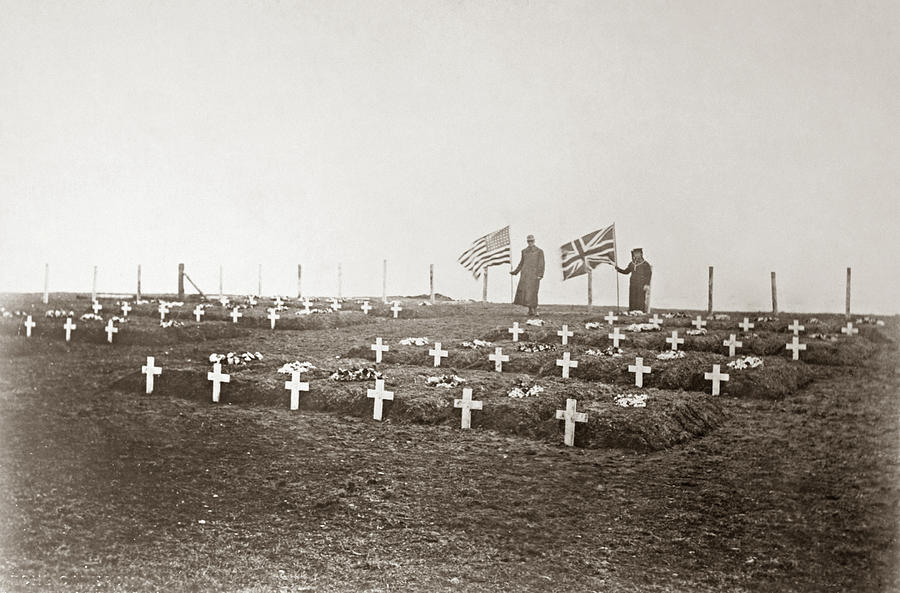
[509,263,513,303]
[613,224,620,312]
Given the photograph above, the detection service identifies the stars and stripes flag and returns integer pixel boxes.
[560,223,617,280]
[458,226,511,279]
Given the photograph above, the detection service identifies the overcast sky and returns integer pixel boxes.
[1,0,897,313]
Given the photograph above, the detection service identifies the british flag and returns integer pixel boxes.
[560,223,617,280]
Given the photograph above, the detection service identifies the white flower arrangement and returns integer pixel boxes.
[425,374,465,388]
[584,322,602,330]
[507,380,544,398]
[330,367,383,382]
[615,393,648,407]
[80,313,103,322]
[209,352,264,366]
[586,346,623,357]
[855,317,885,326]
[625,323,660,333]
[756,316,778,322]
[517,342,556,353]
[656,350,685,360]
[135,299,150,305]
[809,333,839,342]
[460,339,493,349]
[277,361,317,374]
[110,316,128,324]
[686,328,707,336]
[623,310,644,316]
[712,314,731,320]
[399,337,430,346]
[159,300,184,308]
[44,309,74,318]
[727,356,764,370]
[525,319,544,327]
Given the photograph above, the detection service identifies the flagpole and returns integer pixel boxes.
[613,223,620,312]
[509,263,513,303]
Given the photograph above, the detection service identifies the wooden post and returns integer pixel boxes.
[92,265,98,302]
[42,263,49,304]
[297,264,302,299]
[258,264,262,297]
[177,263,185,300]
[338,263,342,298]
[382,259,387,303]
[645,282,652,314]
[219,265,223,300]
[429,264,435,304]
[136,264,142,300]
[845,267,851,318]
[482,267,489,305]
[771,271,778,314]
[707,266,714,315]
[587,267,593,311]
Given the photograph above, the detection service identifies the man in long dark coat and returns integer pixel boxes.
[616,248,652,312]
[510,234,545,315]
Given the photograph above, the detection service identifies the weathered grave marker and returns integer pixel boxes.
[360,301,372,315]
[158,303,169,321]
[391,301,403,318]
[24,315,35,338]
[367,379,394,421]
[489,347,509,372]
[555,398,588,447]
[666,330,684,351]
[267,308,280,329]
[92,300,102,315]
[331,298,342,311]
[208,362,230,403]
[121,302,132,317]
[454,387,483,430]
[649,314,663,326]
[841,322,859,336]
[788,320,805,335]
[556,351,579,379]
[508,322,524,342]
[723,334,742,357]
[142,356,162,394]
[704,364,729,395]
[193,305,205,322]
[604,311,619,325]
[557,324,573,346]
[428,342,448,367]
[692,316,707,330]
[64,318,76,342]
[105,319,118,343]
[739,317,754,333]
[786,336,807,360]
[284,371,309,411]
[629,357,651,387]
[608,326,625,348]
[230,307,243,323]
[274,296,284,308]
[371,337,389,363]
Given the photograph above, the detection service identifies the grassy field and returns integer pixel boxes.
[1,295,897,592]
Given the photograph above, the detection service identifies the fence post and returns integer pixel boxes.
[178,263,185,300]
[771,271,778,314]
[136,264,142,300]
[429,264,435,304]
[482,267,489,305]
[42,263,49,304]
[845,267,851,318]
[586,267,593,311]
[707,266,714,315]
[297,264,302,299]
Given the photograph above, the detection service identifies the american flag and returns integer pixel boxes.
[560,223,617,280]
[458,226,511,279]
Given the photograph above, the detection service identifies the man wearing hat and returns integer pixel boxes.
[616,248,652,312]
[510,234,545,316]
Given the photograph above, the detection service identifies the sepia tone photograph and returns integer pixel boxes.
[1,1,897,591]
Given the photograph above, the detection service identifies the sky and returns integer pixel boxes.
[1,0,898,313]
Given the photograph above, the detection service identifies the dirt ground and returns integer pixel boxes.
[0,297,897,592]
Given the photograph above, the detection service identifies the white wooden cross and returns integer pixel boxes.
[121,302,132,317]
[284,370,309,411]
[158,303,169,321]
[428,342,448,367]
[489,347,509,372]
[723,334,743,357]
[604,311,619,325]
[608,327,626,348]
[788,320,805,335]
[267,308,280,329]
[649,314,663,326]
[557,324,573,346]
[64,317,76,342]
[207,362,230,403]
[92,300,102,315]
[24,315,36,338]
[786,336,807,361]
[666,330,684,351]
[247,296,256,306]
[508,322,524,342]
[219,296,230,307]
[692,316,707,330]
[555,398,588,447]
[390,301,403,318]
[302,299,311,314]
[371,337,389,363]
[738,317,754,333]
[105,319,118,343]
[193,305,205,322]
[274,296,284,308]
[331,298,342,311]
[141,356,162,394]
[230,307,243,323]
[628,357,651,387]
[704,364,729,396]
[556,351,579,379]
[367,378,394,421]
[841,322,859,336]
[360,301,372,315]
[454,387,483,430]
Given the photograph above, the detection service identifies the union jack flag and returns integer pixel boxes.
[458,226,511,279]
[560,223,617,280]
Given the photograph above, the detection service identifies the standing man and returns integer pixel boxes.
[616,248,652,312]
[510,234,545,316]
